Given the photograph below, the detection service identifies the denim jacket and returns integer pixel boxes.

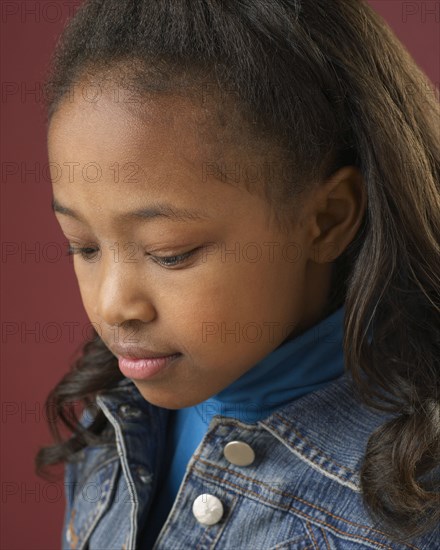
[61,372,439,549]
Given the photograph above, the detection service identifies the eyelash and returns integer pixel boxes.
[65,244,198,267]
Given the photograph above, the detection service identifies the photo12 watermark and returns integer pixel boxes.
[401,2,440,23]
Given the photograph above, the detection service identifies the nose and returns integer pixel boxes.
[94,257,156,327]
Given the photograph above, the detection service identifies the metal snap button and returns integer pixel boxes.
[136,465,151,484]
[223,440,255,466]
[192,494,224,525]
[118,403,142,419]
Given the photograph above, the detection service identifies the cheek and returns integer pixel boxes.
[72,264,98,320]
[159,277,234,339]
[169,260,301,352]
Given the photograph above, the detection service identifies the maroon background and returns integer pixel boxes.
[1,1,439,548]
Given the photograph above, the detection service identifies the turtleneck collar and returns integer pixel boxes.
[194,304,346,425]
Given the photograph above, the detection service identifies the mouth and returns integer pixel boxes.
[106,343,183,380]
[108,343,181,360]
[117,352,182,381]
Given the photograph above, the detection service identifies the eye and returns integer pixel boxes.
[65,243,201,267]
[66,243,100,261]
[150,248,198,268]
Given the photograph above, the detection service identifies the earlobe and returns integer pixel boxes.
[309,165,367,264]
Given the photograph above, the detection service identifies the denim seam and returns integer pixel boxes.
[190,464,419,550]
[97,395,139,550]
[193,516,219,550]
[269,413,358,474]
[268,535,313,550]
[260,423,360,491]
[205,416,359,488]
[151,448,202,547]
[66,459,118,549]
[206,496,240,550]
[77,459,120,547]
[320,526,331,549]
[305,520,319,549]
[74,454,119,496]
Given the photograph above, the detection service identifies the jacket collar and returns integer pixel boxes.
[97,368,396,491]
[259,368,397,490]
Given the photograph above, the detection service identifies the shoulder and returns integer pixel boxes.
[256,372,438,549]
[260,371,391,480]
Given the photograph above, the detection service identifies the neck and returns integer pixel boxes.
[194,304,346,424]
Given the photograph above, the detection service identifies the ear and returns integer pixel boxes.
[306,166,367,263]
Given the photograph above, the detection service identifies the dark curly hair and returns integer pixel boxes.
[36,0,439,543]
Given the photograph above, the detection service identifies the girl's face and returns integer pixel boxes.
[47,84,332,409]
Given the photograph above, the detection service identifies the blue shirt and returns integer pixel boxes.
[142,305,346,547]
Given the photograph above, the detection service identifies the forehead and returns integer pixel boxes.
[47,80,288,228]
[48,81,276,208]
[47,79,266,182]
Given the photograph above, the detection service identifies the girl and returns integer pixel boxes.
[36,0,439,548]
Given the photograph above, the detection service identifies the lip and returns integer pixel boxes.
[118,353,181,381]
[109,343,179,360]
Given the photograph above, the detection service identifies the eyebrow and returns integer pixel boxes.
[51,198,210,223]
